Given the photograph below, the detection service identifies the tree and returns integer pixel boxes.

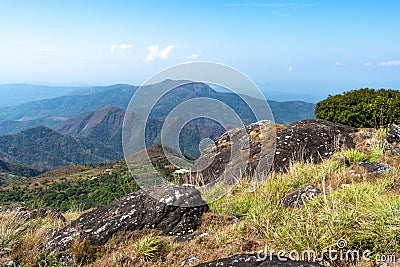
[315,88,400,128]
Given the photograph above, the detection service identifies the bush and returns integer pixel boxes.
[315,88,400,128]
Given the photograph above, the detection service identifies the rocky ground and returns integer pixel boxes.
[1,120,400,266]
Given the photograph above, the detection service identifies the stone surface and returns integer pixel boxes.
[183,119,358,187]
[385,125,400,155]
[174,234,197,243]
[273,119,357,172]
[181,255,200,266]
[387,125,400,143]
[45,186,208,253]
[0,206,65,222]
[182,120,276,186]
[357,162,392,175]
[282,185,322,208]
[195,254,325,267]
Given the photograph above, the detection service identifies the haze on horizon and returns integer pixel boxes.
[1,0,399,102]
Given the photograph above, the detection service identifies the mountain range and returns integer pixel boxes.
[0,80,316,171]
[0,81,315,133]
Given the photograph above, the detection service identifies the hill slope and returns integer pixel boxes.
[0,126,121,170]
[54,106,126,154]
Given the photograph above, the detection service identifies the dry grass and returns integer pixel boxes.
[0,211,65,266]
[1,130,399,266]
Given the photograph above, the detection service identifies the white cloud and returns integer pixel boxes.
[363,62,372,66]
[110,43,133,54]
[80,56,85,60]
[288,65,294,72]
[378,60,400,67]
[335,61,344,66]
[185,53,200,61]
[145,44,174,62]
[159,45,174,59]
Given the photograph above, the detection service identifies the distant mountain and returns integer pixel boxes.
[53,106,220,159]
[268,100,316,125]
[0,117,66,135]
[0,81,315,136]
[67,84,134,96]
[0,81,317,169]
[0,84,136,122]
[54,106,126,154]
[0,126,121,170]
[54,106,125,136]
[0,84,87,107]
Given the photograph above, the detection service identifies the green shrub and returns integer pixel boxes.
[316,88,400,128]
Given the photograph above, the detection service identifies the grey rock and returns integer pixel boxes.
[183,119,358,187]
[386,125,400,155]
[0,206,65,223]
[387,125,400,143]
[357,162,392,174]
[182,120,276,186]
[282,185,322,208]
[194,254,325,266]
[45,186,208,254]
[58,254,74,267]
[231,216,240,223]
[174,234,197,243]
[182,255,200,266]
[274,119,357,172]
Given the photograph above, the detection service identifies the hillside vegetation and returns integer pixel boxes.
[316,88,400,128]
[1,140,399,266]
[0,126,121,170]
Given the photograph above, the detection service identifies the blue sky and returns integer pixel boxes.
[0,0,399,102]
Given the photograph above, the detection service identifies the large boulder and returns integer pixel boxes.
[45,186,208,253]
[387,125,400,143]
[182,120,276,186]
[195,254,325,267]
[273,119,357,171]
[183,119,358,187]
[385,125,400,155]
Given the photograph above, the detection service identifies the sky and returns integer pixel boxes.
[0,0,399,102]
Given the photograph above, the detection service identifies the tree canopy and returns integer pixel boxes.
[315,88,400,128]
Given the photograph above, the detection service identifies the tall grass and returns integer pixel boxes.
[210,155,400,265]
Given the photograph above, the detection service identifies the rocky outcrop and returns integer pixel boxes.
[356,162,392,175]
[45,186,208,253]
[185,119,358,187]
[273,119,357,171]
[182,120,276,186]
[386,125,400,155]
[281,185,322,208]
[195,254,325,266]
[0,206,65,222]
[387,125,400,143]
